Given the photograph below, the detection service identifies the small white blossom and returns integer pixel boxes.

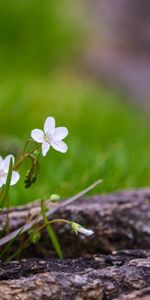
[31,117,68,156]
[71,222,94,236]
[77,227,94,236]
[0,155,20,188]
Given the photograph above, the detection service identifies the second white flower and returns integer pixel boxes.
[0,155,20,188]
[31,117,68,156]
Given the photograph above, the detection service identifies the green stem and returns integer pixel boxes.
[6,196,10,233]
[49,219,71,225]
[14,153,37,171]
[41,201,63,259]
[22,139,36,154]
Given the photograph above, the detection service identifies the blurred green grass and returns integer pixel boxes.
[0,1,150,206]
[0,0,83,74]
[0,71,150,205]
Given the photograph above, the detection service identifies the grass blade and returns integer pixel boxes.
[41,201,63,259]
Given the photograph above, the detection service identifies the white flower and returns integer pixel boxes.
[31,117,68,156]
[0,155,20,188]
[71,222,94,236]
[77,227,94,236]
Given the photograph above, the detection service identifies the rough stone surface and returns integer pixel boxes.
[0,250,149,300]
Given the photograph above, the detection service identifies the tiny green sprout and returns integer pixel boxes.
[30,231,41,244]
[50,194,61,202]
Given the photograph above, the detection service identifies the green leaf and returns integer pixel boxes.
[41,202,63,259]
[0,157,13,208]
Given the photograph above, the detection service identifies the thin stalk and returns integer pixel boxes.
[14,153,37,171]
[6,196,10,233]
[41,200,63,259]
[22,139,37,154]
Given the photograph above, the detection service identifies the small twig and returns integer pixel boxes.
[0,179,103,247]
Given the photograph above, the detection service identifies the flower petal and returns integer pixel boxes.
[31,129,44,143]
[44,117,55,134]
[51,140,68,153]
[53,127,68,141]
[42,142,50,156]
[0,178,4,188]
[2,155,15,172]
[10,171,20,186]
[78,227,94,236]
[0,156,3,166]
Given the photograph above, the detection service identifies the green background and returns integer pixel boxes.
[0,0,150,205]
